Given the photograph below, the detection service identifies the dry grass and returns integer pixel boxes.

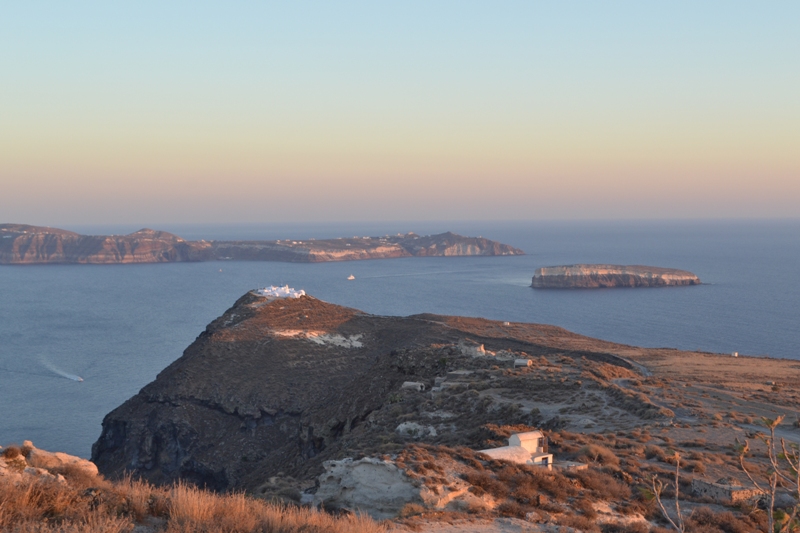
[576,444,621,468]
[0,474,386,533]
[684,506,766,533]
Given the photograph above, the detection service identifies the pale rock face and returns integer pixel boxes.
[271,329,364,348]
[313,457,421,519]
[459,341,486,357]
[26,446,99,478]
[531,264,701,289]
[395,421,437,437]
[313,456,492,519]
[305,332,364,348]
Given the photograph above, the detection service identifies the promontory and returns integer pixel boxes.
[531,264,701,288]
[88,288,800,528]
[0,224,523,264]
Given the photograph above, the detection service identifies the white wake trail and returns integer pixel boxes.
[39,357,84,382]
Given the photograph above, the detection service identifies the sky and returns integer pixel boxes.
[1,1,798,225]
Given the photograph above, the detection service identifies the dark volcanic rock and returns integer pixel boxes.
[531,264,701,289]
[0,224,523,264]
[91,291,648,491]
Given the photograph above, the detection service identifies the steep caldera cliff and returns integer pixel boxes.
[0,224,522,264]
[531,264,701,289]
[92,290,671,492]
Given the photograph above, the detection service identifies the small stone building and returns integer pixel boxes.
[692,477,760,504]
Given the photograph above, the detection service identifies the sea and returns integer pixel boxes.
[1,219,798,458]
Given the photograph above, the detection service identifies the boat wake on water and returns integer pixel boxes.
[39,357,84,382]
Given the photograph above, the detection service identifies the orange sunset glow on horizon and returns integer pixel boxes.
[1,2,798,225]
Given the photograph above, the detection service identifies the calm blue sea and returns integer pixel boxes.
[1,220,798,457]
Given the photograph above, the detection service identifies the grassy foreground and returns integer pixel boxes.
[0,469,385,533]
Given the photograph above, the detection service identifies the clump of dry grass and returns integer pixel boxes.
[683,506,766,533]
[576,444,621,468]
[0,474,386,533]
[1,445,22,459]
[645,444,667,462]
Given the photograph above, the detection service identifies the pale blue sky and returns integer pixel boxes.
[1,2,798,224]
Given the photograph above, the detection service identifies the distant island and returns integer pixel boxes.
[531,264,701,288]
[0,224,523,264]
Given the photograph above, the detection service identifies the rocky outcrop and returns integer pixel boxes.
[531,264,701,289]
[91,290,662,493]
[0,224,523,264]
[314,458,420,519]
[0,441,99,483]
[312,454,493,519]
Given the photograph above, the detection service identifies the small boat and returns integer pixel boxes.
[347,274,355,280]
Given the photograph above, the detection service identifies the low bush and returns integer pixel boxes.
[558,513,601,532]
[645,444,667,462]
[684,506,766,533]
[571,469,631,500]
[497,501,527,518]
[462,471,509,500]
[1,445,22,459]
[398,503,425,518]
[577,444,621,468]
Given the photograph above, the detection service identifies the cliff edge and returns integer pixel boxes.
[531,264,701,289]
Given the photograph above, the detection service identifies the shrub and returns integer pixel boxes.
[574,497,598,519]
[684,506,765,533]
[398,502,425,518]
[462,471,509,500]
[684,460,706,474]
[645,445,667,461]
[577,444,621,468]
[1,445,21,460]
[572,469,631,500]
[52,462,100,489]
[497,501,527,518]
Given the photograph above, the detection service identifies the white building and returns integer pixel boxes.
[478,430,553,467]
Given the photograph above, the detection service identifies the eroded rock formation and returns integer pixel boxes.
[531,264,701,289]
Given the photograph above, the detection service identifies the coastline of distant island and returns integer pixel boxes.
[531,264,701,288]
[0,224,524,264]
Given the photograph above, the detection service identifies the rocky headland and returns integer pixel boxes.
[0,224,523,264]
[531,264,701,289]
[88,289,800,530]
